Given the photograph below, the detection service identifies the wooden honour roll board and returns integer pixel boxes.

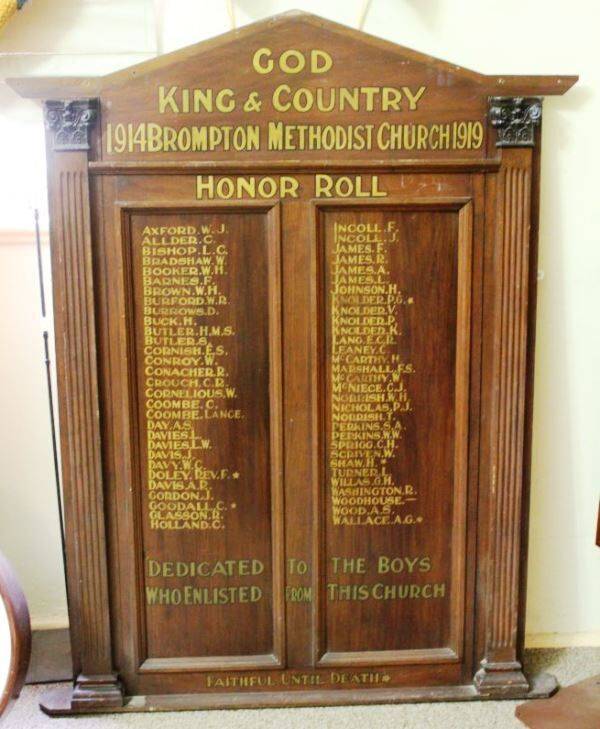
[8,12,577,714]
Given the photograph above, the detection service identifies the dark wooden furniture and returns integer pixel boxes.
[516,501,600,727]
[0,551,31,718]
[8,11,577,715]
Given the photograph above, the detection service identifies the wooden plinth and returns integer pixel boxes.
[40,673,557,715]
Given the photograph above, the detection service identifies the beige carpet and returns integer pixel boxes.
[5,648,599,729]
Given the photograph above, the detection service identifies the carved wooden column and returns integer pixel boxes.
[475,97,542,697]
[44,100,123,709]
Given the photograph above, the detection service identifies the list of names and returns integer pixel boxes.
[140,221,242,531]
[329,218,421,527]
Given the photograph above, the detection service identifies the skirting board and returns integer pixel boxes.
[526,632,600,648]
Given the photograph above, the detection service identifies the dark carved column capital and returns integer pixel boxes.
[44,99,98,151]
[488,96,542,147]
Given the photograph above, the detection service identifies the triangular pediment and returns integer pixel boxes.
[102,11,485,90]
[8,10,575,100]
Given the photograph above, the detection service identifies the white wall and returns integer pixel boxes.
[0,0,598,645]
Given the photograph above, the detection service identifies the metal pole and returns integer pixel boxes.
[33,212,69,598]
[33,208,45,317]
[43,330,68,583]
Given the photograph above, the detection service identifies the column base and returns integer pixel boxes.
[70,673,124,709]
[475,659,534,698]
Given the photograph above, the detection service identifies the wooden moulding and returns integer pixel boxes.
[475,146,537,698]
[0,551,31,718]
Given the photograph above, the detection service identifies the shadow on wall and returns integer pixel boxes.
[0,0,95,54]
[0,0,155,113]
[235,1,356,27]
[400,0,442,30]
[235,0,442,32]
[0,0,156,55]
[0,0,86,116]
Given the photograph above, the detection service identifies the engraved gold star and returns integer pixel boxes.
[232,471,240,479]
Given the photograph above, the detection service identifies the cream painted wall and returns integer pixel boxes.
[0,0,598,644]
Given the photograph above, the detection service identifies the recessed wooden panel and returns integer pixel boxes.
[317,201,471,665]
[123,205,284,669]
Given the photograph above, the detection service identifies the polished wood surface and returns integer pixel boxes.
[516,675,600,728]
[8,11,576,713]
[0,551,31,718]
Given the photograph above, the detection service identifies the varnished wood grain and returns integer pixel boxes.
[0,551,31,718]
